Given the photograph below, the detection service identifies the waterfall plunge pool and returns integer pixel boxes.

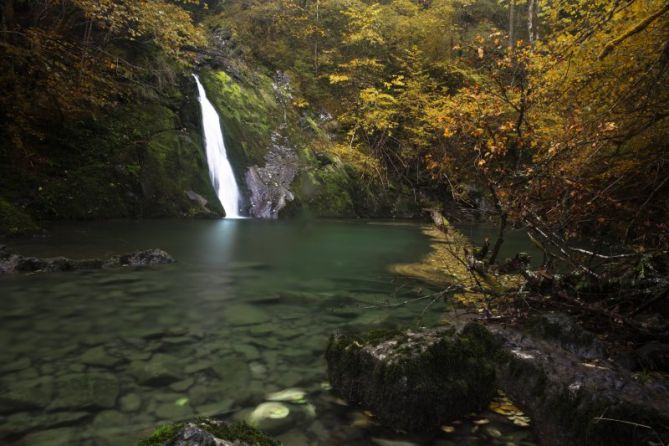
[0,219,538,445]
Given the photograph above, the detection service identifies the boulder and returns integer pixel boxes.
[138,420,279,446]
[525,312,606,360]
[325,323,498,432]
[491,323,669,446]
[0,247,174,274]
[106,248,175,267]
[184,190,221,218]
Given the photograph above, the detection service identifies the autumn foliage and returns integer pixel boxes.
[2,0,668,254]
[0,0,205,159]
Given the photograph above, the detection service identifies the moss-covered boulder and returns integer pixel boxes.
[491,323,669,446]
[325,323,498,432]
[138,420,279,446]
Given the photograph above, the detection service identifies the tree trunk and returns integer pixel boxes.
[314,0,320,73]
[2,0,14,36]
[527,0,534,46]
[509,0,516,49]
[487,183,507,265]
[528,0,540,46]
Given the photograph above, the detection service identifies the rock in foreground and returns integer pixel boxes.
[325,323,498,432]
[491,318,669,446]
[138,420,279,446]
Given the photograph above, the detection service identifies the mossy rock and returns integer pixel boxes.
[198,69,279,170]
[138,419,279,446]
[325,323,498,432]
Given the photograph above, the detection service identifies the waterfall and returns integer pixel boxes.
[193,74,242,218]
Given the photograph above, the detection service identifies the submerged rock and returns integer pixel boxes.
[80,346,124,368]
[0,247,174,274]
[49,373,119,411]
[0,377,54,414]
[325,323,498,432]
[247,402,296,434]
[0,411,89,439]
[17,426,77,446]
[138,419,279,446]
[127,354,184,386]
[119,393,142,413]
[265,388,306,403]
[223,304,272,326]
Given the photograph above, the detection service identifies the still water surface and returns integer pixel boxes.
[0,219,536,445]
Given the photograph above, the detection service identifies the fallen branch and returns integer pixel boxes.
[599,3,669,60]
[593,416,666,446]
[631,285,669,316]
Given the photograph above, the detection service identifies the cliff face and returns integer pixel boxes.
[197,62,420,220]
[0,74,223,235]
[0,31,420,236]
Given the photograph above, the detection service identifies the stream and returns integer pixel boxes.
[0,219,539,446]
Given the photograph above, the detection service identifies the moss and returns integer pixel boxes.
[0,197,40,236]
[0,73,223,222]
[199,68,279,168]
[137,420,278,446]
[326,323,498,432]
[287,166,357,218]
[137,422,184,446]
[203,421,280,446]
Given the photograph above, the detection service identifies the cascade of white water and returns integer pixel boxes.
[193,74,241,218]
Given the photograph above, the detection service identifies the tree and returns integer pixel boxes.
[0,0,205,161]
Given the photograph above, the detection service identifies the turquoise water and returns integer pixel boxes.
[0,219,536,445]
